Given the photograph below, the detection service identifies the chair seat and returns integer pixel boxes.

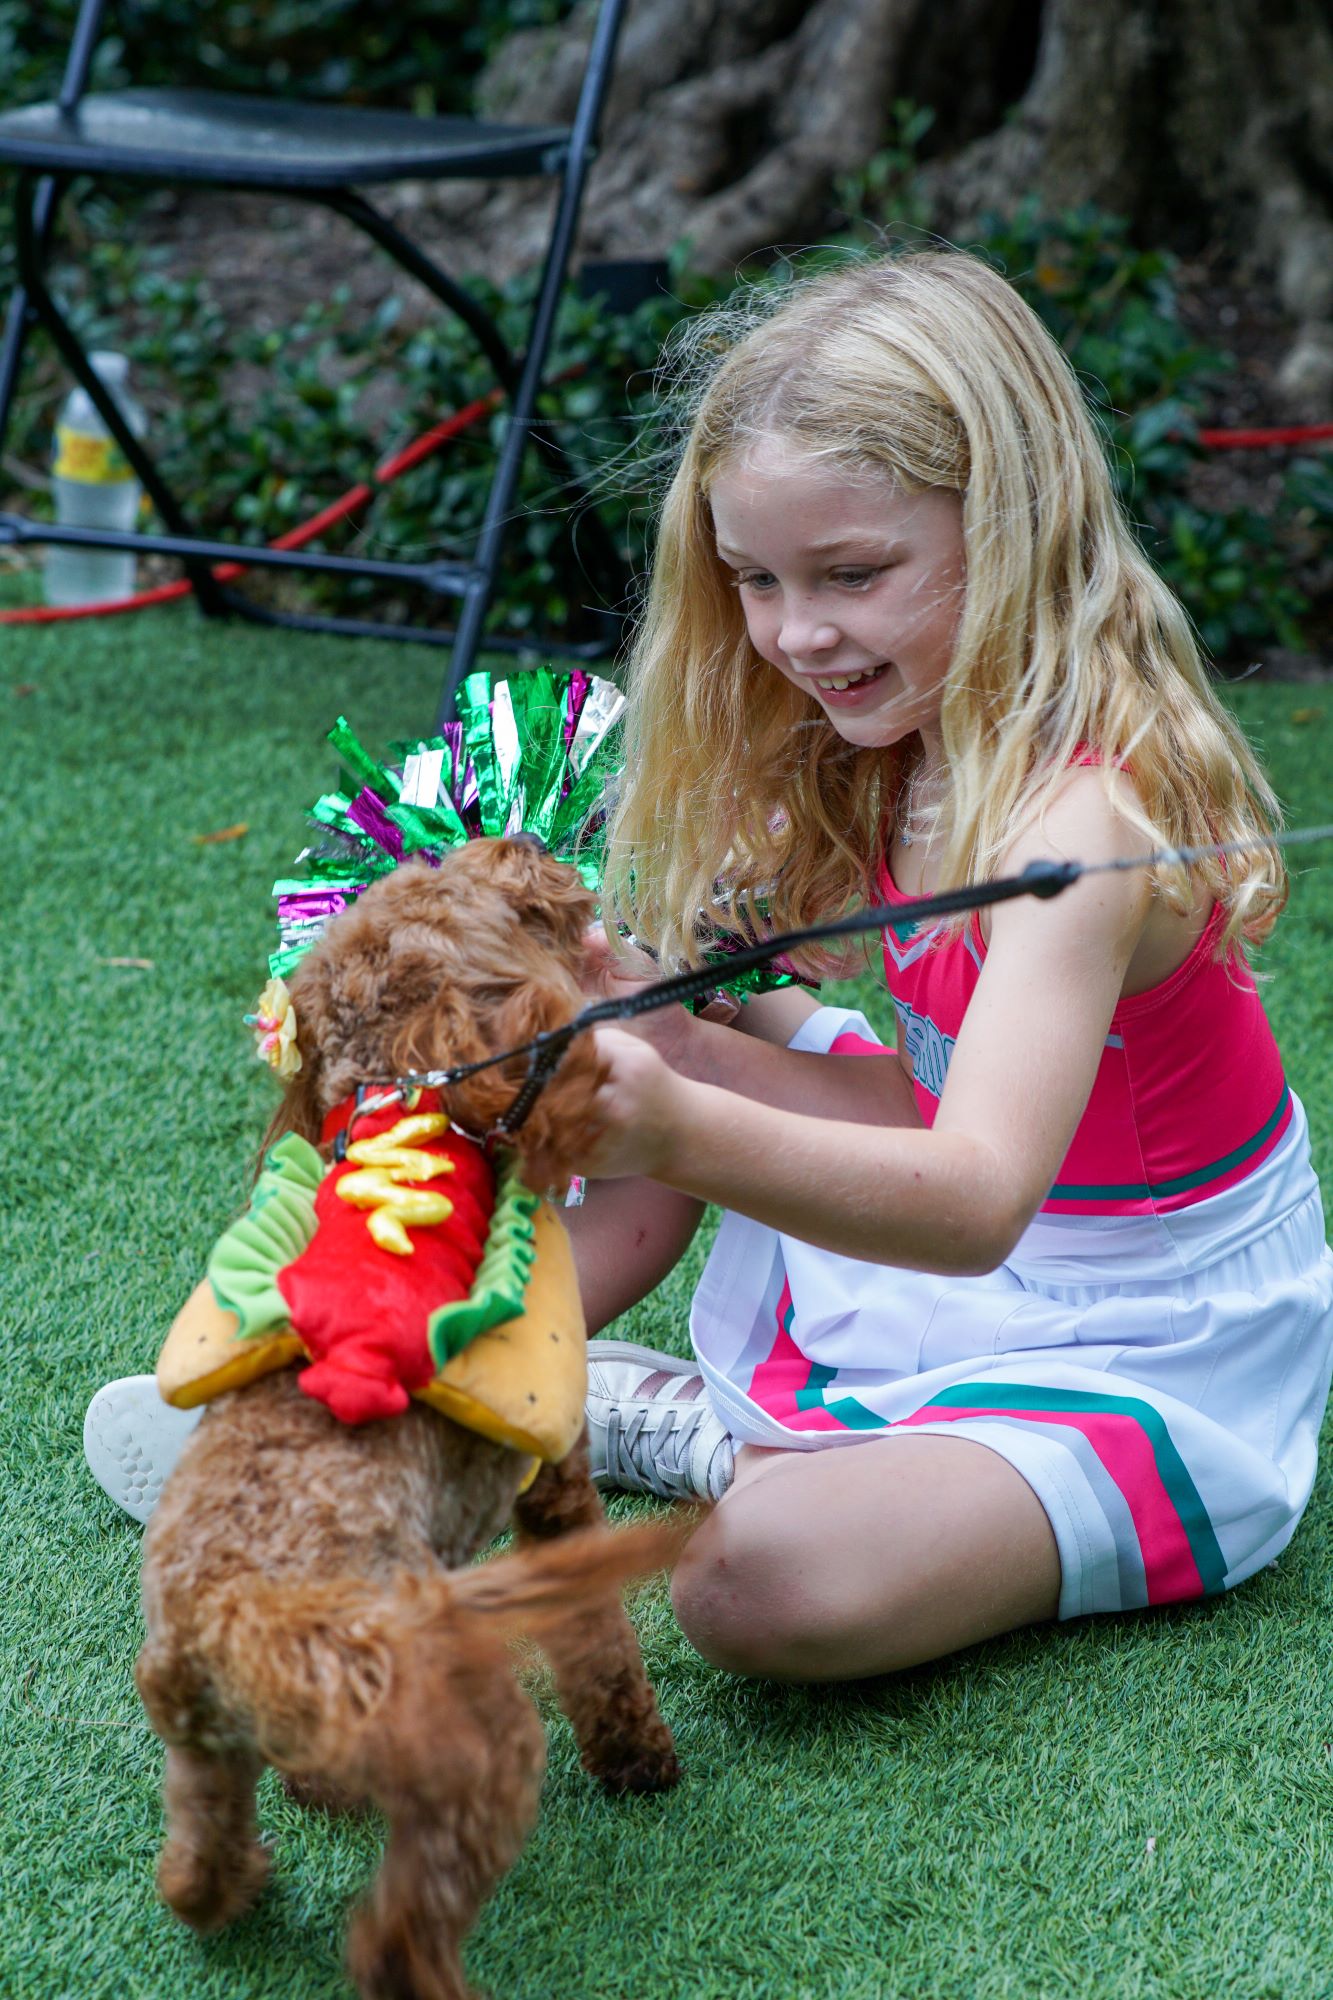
[0,89,571,189]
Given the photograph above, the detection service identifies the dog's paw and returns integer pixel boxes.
[158,1833,270,1933]
[585,1719,681,1797]
[347,1902,474,2000]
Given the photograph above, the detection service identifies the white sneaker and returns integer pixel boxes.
[586,1341,734,1502]
[83,1375,202,1524]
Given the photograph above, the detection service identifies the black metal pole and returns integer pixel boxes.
[11,175,230,611]
[0,0,113,454]
[431,0,630,731]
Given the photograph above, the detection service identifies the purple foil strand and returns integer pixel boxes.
[347,787,405,860]
[563,670,590,754]
[277,890,359,922]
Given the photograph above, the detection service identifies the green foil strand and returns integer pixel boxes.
[460,672,505,838]
[327,715,398,803]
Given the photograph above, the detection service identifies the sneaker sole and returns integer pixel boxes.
[83,1374,202,1525]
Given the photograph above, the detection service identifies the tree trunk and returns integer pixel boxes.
[924,0,1333,401]
[414,0,1333,398]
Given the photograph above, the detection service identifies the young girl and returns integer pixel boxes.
[566,247,1333,1682]
[87,251,1333,1691]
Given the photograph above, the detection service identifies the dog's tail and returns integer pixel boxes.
[446,1510,697,1638]
[182,1510,693,1778]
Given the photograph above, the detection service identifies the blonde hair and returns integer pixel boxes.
[606,249,1285,975]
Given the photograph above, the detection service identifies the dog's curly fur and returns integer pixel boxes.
[136,841,684,2000]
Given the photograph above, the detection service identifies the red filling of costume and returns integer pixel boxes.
[276,1091,497,1424]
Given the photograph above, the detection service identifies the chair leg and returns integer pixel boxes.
[433,0,632,723]
[2,0,116,456]
[327,191,521,395]
[325,187,533,696]
[328,189,623,582]
[0,284,35,471]
[428,246,605,725]
[0,169,75,465]
[10,171,228,614]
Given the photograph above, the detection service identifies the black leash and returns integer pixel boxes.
[400,823,1333,1136]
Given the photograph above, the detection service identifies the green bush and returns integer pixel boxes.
[831,174,1318,662]
[1283,453,1333,562]
[1159,504,1305,658]
[0,125,1321,660]
[970,202,1311,659]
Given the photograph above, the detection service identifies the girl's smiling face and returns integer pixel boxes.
[710,441,966,759]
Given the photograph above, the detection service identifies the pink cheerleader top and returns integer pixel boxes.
[878,863,1292,1218]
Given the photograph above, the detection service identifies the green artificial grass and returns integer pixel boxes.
[2,603,1332,2000]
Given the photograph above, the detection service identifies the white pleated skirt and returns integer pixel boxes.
[690,1009,1333,1619]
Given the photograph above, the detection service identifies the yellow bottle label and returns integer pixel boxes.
[53,425,134,484]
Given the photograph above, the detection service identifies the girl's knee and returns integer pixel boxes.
[671,1540,773,1677]
[670,1524,830,1679]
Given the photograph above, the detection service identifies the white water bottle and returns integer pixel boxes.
[44,351,147,607]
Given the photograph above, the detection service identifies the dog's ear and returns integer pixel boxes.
[388,957,600,1190]
[510,1030,608,1194]
[483,979,609,1193]
[282,1014,327,1143]
[387,980,483,1089]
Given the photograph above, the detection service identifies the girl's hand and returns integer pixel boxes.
[579,928,705,1073]
[575,1027,688,1180]
[580,927,659,999]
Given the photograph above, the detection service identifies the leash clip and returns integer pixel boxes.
[489,1031,570,1141]
[336,1081,408,1159]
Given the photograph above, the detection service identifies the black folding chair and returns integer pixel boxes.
[0,0,630,724]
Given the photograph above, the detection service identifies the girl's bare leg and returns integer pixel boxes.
[563,1177,704,1334]
[671,1434,1060,1681]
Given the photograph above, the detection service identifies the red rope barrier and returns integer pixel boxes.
[0,389,504,627]
[1198,422,1333,449]
[3,377,1323,627]
[373,390,503,482]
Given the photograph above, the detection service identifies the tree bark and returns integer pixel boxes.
[422,0,1028,271]
[924,0,1333,398]
[412,0,1333,395]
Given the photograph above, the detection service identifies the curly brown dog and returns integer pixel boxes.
[135,840,684,2000]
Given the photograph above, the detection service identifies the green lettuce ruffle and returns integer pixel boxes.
[207,1133,324,1338]
[427,1152,540,1365]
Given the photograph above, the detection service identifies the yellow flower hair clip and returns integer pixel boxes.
[245,976,302,1079]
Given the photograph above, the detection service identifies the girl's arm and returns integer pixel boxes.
[585,936,921,1129]
[669,1009,922,1128]
[578,772,1154,1275]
